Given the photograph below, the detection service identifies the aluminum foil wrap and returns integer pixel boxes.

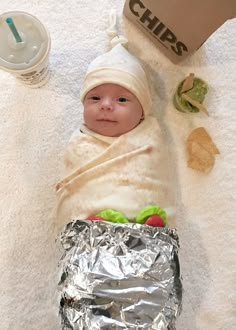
[58,220,182,330]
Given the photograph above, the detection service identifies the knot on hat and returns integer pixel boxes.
[106,9,117,39]
[106,10,128,49]
[110,35,128,49]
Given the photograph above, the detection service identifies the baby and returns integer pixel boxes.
[56,36,173,232]
[57,35,181,330]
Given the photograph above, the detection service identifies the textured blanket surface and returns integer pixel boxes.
[0,1,235,329]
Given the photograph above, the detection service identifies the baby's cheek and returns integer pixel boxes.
[131,112,143,126]
[84,109,93,123]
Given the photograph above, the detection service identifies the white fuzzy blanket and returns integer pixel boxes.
[0,1,235,329]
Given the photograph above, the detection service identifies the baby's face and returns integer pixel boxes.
[83,83,143,137]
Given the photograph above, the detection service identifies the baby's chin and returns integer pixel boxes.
[86,121,138,137]
[86,123,123,137]
[93,127,122,137]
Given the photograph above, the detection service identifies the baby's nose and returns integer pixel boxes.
[101,97,113,110]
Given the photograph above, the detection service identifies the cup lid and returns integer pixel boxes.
[0,11,50,71]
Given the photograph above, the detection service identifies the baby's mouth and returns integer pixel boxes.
[97,118,117,123]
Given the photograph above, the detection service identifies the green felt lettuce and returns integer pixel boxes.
[96,209,129,224]
[135,205,167,225]
[173,77,208,113]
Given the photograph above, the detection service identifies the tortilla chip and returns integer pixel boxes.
[187,141,215,172]
[182,93,209,116]
[187,127,220,154]
[181,73,195,93]
[186,127,220,172]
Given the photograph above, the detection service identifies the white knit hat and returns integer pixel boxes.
[80,35,152,116]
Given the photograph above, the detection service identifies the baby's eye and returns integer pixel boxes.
[117,97,128,102]
[90,96,100,100]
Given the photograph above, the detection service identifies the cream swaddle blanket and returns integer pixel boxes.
[56,115,172,232]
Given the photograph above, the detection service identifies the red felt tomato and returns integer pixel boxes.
[145,215,165,227]
[86,216,105,221]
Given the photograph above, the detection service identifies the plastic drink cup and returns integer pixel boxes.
[0,11,51,88]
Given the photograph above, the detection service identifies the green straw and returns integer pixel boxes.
[6,17,22,43]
